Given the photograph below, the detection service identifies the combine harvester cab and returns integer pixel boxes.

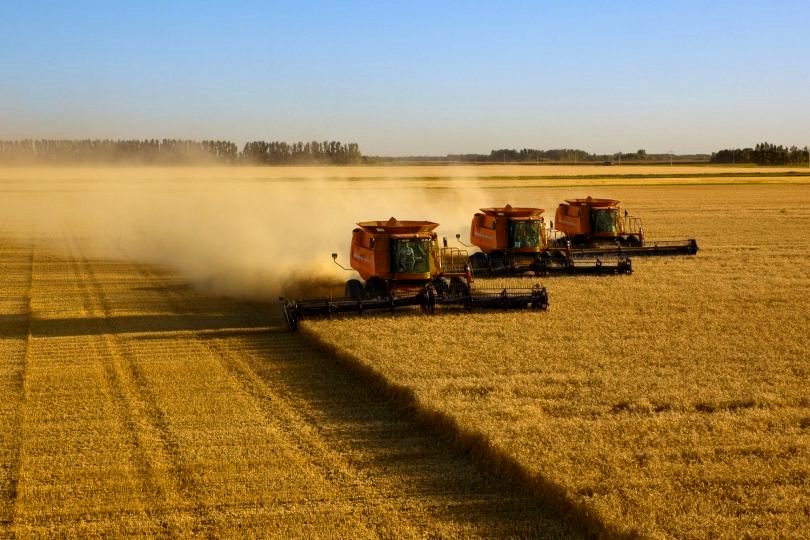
[553,197,699,257]
[466,205,632,276]
[281,217,548,331]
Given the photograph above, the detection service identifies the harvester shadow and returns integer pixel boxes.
[97,283,593,536]
[0,314,29,338]
[200,307,593,539]
[18,313,269,338]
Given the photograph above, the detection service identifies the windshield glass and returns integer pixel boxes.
[509,220,541,249]
[392,238,430,273]
[592,209,618,233]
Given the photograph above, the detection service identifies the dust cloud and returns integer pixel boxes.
[0,167,524,300]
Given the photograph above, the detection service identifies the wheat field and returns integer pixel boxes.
[0,238,581,537]
[0,166,808,538]
[305,181,810,538]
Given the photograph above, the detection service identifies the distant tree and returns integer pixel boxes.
[711,142,808,165]
[239,140,362,165]
[0,138,331,165]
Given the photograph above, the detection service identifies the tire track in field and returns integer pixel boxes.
[77,241,384,535]
[0,240,33,535]
[11,233,199,536]
[132,263,423,536]
[63,234,210,536]
[116,261,387,537]
[11,235,161,535]
[4,234,579,537]
[131,263,578,538]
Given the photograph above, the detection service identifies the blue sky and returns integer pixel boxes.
[1,1,808,155]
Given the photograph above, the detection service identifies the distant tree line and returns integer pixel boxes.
[710,142,809,165]
[241,140,361,164]
[443,148,708,163]
[0,139,362,165]
[449,148,594,163]
[0,139,238,164]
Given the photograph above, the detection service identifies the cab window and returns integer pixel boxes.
[391,239,430,273]
[509,220,540,248]
[592,209,618,233]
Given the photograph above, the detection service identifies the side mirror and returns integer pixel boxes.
[455,233,460,240]
[332,253,351,271]
[443,236,448,247]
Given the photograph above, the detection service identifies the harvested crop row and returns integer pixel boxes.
[122,260,581,538]
[0,239,32,534]
[0,226,579,537]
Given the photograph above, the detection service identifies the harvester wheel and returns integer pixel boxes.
[449,276,469,295]
[364,277,389,299]
[469,252,488,272]
[531,258,548,277]
[551,249,568,264]
[489,251,505,270]
[345,279,364,300]
[625,236,641,247]
[420,285,437,314]
[433,277,450,295]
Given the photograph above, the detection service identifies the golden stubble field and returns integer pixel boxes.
[0,165,808,538]
[305,180,810,538]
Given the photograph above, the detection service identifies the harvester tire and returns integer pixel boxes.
[551,250,568,264]
[551,238,569,249]
[433,277,450,294]
[489,251,505,270]
[449,276,469,295]
[531,258,548,277]
[345,279,364,300]
[420,285,437,314]
[364,277,389,299]
[469,252,488,272]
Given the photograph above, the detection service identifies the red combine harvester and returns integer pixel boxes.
[465,205,632,276]
[281,218,548,330]
[554,197,698,256]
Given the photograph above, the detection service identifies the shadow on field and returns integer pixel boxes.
[0,314,29,338]
[24,313,269,338]
[204,308,589,538]
[56,259,591,537]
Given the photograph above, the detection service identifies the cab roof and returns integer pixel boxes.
[563,196,620,208]
[479,204,544,218]
[356,217,439,234]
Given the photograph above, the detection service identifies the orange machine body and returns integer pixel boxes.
[470,205,547,254]
[349,218,441,282]
[554,197,643,245]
